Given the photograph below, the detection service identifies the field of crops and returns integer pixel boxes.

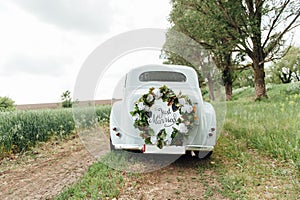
[0,105,111,158]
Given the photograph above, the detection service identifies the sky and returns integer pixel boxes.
[0,1,299,105]
[0,0,171,104]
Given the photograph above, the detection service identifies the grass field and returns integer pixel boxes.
[56,83,300,199]
[0,105,111,158]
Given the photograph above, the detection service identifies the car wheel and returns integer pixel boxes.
[109,138,115,151]
[197,151,213,159]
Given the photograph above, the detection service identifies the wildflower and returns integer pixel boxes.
[289,101,295,105]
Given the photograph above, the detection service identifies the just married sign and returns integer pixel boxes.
[148,99,179,130]
[130,85,197,149]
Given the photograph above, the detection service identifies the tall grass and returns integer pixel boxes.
[0,105,111,158]
[226,83,300,168]
[208,83,300,199]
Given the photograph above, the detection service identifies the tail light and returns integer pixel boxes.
[141,144,146,153]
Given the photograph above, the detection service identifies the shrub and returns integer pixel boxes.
[0,96,15,112]
[286,82,300,95]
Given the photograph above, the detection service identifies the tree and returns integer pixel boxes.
[211,0,299,99]
[166,0,239,100]
[168,0,300,100]
[61,90,72,108]
[162,29,222,101]
[270,46,300,83]
[0,96,15,111]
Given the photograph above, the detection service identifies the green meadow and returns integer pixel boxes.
[56,83,300,199]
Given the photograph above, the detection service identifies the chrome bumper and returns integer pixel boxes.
[114,144,214,154]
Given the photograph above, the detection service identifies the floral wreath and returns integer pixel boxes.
[130,85,197,149]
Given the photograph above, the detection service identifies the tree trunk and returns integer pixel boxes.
[207,75,215,101]
[253,62,268,100]
[251,22,268,100]
[222,66,233,101]
[225,81,232,101]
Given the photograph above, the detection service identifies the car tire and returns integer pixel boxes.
[196,151,213,159]
[109,138,116,151]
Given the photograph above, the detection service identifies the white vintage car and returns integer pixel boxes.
[110,64,216,159]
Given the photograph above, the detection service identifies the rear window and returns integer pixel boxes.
[139,71,186,82]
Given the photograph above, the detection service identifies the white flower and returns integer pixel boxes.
[186,105,193,113]
[165,134,172,146]
[184,121,190,126]
[179,123,188,134]
[150,135,157,144]
[153,88,162,99]
[144,105,150,111]
[181,105,193,113]
[178,98,186,105]
[147,94,154,102]
[133,113,140,121]
[137,102,145,111]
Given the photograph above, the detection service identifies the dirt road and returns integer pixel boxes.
[0,133,225,200]
[118,155,224,200]
[0,135,95,199]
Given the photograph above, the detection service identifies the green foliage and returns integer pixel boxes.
[0,96,15,112]
[61,90,72,108]
[226,83,300,165]
[168,0,300,99]
[269,46,300,84]
[74,105,111,128]
[56,162,124,200]
[166,1,237,99]
[0,109,75,157]
[0,105,111,157]
[225,100,299,164]
[233,68,254,88]
[211,83,300,198]
[286,81,300,95]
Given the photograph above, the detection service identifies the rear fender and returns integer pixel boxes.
[203,102,217,146]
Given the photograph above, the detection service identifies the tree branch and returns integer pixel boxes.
[265,10,300,56]
[262,0,290,49]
